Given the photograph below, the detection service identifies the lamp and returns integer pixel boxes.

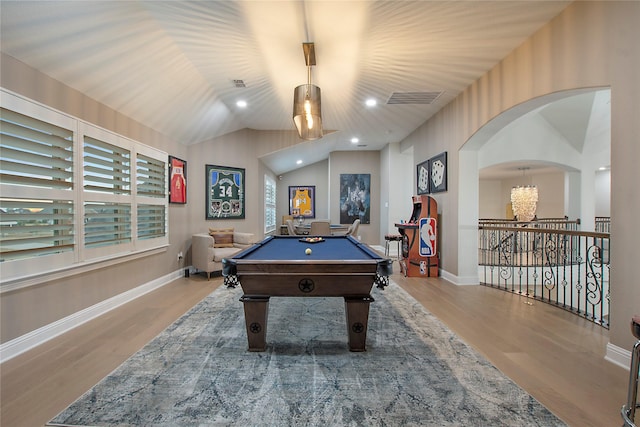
[510,167,538,222]
[293,42,323,140]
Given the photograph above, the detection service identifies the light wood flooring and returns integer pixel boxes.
[0,266,630,427]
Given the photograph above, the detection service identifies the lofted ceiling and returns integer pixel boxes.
[0,1,571,174]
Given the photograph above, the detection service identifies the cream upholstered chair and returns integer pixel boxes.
[282,215,293,235]
[192,231,255,280]
[346,219,360,237]
[286,219,298,236]
[310,220,331,236]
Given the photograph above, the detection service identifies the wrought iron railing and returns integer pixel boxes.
[478,223,610,328]
[595,216,610,233]
[479,217,581,231]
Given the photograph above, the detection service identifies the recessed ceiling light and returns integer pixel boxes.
[236,100,247,108]
[351,137,359,144]
[365,98,377,107]
[296,159,303,165]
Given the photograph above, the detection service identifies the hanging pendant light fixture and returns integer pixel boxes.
[510,167,538,222]
[293,42,323,140]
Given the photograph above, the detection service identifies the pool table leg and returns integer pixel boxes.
[239,296,270,351]
[344,295,374,352]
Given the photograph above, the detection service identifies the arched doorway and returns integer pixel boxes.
[458,88,611,281]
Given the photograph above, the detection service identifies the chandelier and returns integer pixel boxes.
[511,185,538,222]
[293,42,323,140]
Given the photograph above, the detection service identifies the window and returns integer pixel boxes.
[84,202,131,248]
[83,132,132,250]
[136,153,166,199]
[136,153,167,242]
[265,174,276,234]
[0,100,76,276]
[0,90,168,284]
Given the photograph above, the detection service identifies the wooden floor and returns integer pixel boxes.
[0,267,630,427]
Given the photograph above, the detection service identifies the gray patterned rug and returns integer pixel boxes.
[48,282,565,426]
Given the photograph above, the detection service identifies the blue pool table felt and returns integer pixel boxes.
[239,236,381,261]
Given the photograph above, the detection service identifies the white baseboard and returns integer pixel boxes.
[605,342,632,371]
[440,269,479,286]
[0,269,184,364]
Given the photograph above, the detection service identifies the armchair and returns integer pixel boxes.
[346,219,360,237]
[192,231,256,280]
[310,220,331,236]
[286,219,298,236]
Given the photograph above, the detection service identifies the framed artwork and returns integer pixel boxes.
[416,159,430,195]
[428,151,447,193]
[168,156,187,204]
[339,173,371,224]
[289,185,316,218]
[205,164,245,219]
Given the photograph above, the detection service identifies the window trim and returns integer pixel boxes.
[264,174,276,234]
[1,89,168,289]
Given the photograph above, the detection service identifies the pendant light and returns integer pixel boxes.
[293,42,323,140]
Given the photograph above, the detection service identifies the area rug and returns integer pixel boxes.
[48,282,565,426]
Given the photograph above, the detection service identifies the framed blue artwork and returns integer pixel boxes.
[339,173,370,224]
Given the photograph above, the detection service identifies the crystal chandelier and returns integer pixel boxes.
[511,185,538,222]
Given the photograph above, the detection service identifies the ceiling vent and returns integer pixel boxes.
[386,91,443,105]
[232,79,246,88]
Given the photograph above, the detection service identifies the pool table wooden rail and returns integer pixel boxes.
[221,235,392,351]
[237,272,379,297]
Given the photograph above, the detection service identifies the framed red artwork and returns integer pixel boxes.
[169,156,187,204]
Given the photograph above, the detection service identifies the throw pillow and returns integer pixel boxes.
[233,232,253,245]
[209,227,234,248]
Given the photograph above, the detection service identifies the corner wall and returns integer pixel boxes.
[401,1,640,352]
[328,151,381,245]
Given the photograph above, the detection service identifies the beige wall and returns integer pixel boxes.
[275,151,382,245]
[329,151,381,244]
[380,143,414,244]
[479,172,565,220]
[277,159,330,228]
[185,129,268,243]
[402,1,639,350]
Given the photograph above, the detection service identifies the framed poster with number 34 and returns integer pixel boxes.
[205,164,245,219]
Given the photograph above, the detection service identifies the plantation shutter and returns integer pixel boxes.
[265,175,276,233]
[0,107,75,261]
[137,204,166,240]
[135,153,166,240]
[1,90,170,283]
[83,136,132,248]
[136,154,165,198]
[84,202,132,248]
[83,136,130,194]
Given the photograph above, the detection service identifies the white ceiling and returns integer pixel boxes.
[0,0,571,174]
[479,89,611,180]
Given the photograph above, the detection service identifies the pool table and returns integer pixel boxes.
[222,235,392,352]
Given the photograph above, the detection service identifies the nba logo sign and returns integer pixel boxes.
[419,217,437,257]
